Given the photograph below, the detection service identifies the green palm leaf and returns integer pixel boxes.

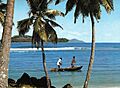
[0,2,7,12]
[33,17,48,41]
[65,0,76,15]
[26,0,48,15]
[45,9,64,17]
[17,18,33,36]
[0,12,4,25]
[46,19,63,29]
[32,31,41,48]
[45,22,58,43]
[74,0,81,23]
[55,0,64,5]
[100,0,113,13]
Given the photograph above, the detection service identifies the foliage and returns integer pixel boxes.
[0,1,7,26]
[11,35,69,42]
[17,0,64,48]
[64,0,113,23]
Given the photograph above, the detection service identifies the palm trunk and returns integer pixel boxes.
[0,0,14,87]
[41,40,51,88]
[83,13,95,88]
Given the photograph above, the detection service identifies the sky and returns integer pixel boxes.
[0,0,120,43]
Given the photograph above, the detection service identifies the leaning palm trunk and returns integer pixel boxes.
[0,0,14,87]
[41,40,51,88]
[83,13,95,88]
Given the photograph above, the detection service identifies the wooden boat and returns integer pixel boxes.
[50,66,83,72]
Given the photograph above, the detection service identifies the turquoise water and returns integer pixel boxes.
[9,42,120,88]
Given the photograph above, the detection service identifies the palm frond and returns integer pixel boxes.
[45,9,64,17]
[33,17,48,41]
[45,13,56,20]
[100,0,113,13]
[55,0,64,5]
[0,3,7,10]
[74,0,81,23]
[90,0,101,21]
[46,19,63,29]
[45,22,58,43]
[0,12,4,25]
[17,18,33,36]
[32,30,41,48]
[47,0,53,4]
[65,0,76,15]
[26,0,48,15]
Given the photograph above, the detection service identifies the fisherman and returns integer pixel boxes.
[71,56,76,68]
[57,57,62,68]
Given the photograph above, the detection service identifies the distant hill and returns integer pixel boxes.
[11,35,69,42]
[11,35,32,42]
[11,35,84,43]
[68,39,85,43]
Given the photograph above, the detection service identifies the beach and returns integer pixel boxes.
[9,42,120,88]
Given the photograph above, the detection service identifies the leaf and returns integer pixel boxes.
[45,9,64,17]
[47,0,53,4]
[55,0,64,5]
[55,0,60,5]
[45,13,56,20]
[0,2,7,11]
[45,22,58,43]
[65,0,76,15]
[74,0,81,23]
[17,18,33,36]
[32,30,41,48]
[46,19,63,29]
[0,12,4,25]
[33,17,48,41]
[100,0,113,13]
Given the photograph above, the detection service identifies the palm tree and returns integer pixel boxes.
[0,0,15,87]
[56,0,113,88]
[17,0,64,88]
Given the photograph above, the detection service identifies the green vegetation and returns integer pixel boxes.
[11,35,69,42]
[57,38,69,42]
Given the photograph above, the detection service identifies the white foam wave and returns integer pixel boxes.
[10,47,120,52]
[10,47,82,51]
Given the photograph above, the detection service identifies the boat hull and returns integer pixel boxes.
[50,66,83,72]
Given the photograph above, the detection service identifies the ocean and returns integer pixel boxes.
[9,42,120,88]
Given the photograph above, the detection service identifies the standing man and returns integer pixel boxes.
[57,57,62,68]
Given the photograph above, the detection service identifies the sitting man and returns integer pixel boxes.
[71,56,76,68]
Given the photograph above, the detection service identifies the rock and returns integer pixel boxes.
[30,77,38,87]
[21,84,33,88]
[16,73,31,86]
[63,84,73,88]
[36,76,51,87]
[9,73,56,88]
[8,78,16,87]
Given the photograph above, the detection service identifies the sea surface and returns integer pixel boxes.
[9,42,120,88]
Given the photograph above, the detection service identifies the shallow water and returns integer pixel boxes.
[9,42,120,88]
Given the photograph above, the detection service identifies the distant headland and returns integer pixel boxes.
[11,35,85,43]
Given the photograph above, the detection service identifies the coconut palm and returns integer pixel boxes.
[0,0,15,87]
[56,0,113,88]
[17,0,64,88]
